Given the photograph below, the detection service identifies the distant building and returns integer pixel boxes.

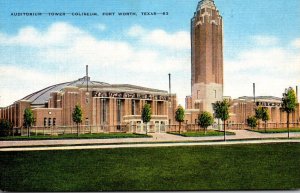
[229,96,299,128]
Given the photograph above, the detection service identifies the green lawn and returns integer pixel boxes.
[0,133,150,140]
[168,130,235,137]
[248,128,300,133]
[1,143,300,191]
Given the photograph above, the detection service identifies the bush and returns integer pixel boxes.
[246,116,258,129]
[0,119,13,137]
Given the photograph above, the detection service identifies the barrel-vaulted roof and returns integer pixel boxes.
[21,76,168,105]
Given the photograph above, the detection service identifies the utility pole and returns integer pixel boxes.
[168,73,171,96]
[86,65,89,92]
[296,85,298,102]
[253,83,256,105]
[168,73,172,125]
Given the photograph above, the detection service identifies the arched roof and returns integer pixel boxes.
[22,76,110,105]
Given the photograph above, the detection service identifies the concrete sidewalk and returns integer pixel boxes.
[0,138,299,152]
[0,130,299,151]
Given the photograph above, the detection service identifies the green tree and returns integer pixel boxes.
[198,111,214,135]
[212,101,223,131]
[282,87,298,138]
[141,103,152,135]
[247,116,258,130]
[72,105,83,137]
[213,99,230,141]
[0,119,13,137]
[261,108,270,133]
[23,108,34,137]
[255,106,264,130]
[175,105,185,134]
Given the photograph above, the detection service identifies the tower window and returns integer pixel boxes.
[197,90,201,99]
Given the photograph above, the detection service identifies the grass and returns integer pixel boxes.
[248,128,300,133]
[0,133,150,141]
[1,143,300,191]
[168,130,235,137]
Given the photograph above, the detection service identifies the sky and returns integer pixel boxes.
[0,0,299,107]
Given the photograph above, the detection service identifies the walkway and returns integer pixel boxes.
[0,130,299,151]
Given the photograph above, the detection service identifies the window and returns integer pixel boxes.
[214,90,217,98]
[53,118,56,126]
[48,118,52,126]
[117,99,122,125]
[197,90,201,99]
[157,101,163,115]
[100,99,107,124]
[131,100,135,115]
[44,117,47,127]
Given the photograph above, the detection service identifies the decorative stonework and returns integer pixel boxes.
[92,91,169,101]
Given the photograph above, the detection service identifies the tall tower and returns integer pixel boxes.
[191,0,223,113]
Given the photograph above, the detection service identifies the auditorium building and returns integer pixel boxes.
[0,75,177,133]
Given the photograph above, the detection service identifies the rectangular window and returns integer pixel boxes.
[44,117,47,127]
[48,118,52,126]
[131,100,135,115]
[53,118,56,126]
[135,100,140,114]
[117,99,122,124]
[100,99,107,124]
[157,101,163,115]
[197,90,201,99]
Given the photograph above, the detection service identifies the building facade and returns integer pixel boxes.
[0,76,177,133]
[229,96,300,129]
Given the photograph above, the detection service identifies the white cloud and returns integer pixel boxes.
[224,38,300,99]
[127,25,190,50]
[251,35,279,46]
[0,22,190,106]
[94,23,106,31]
[292,38,300,48]
[0,22,85,48]
[1,22,298,108]
[127,25,145,36]
[0,65,75,106]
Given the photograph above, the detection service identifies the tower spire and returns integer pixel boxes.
[197,0,215,11]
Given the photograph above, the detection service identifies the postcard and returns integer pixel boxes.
[0,0,299,191]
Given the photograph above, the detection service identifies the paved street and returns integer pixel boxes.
[0,130,299,151]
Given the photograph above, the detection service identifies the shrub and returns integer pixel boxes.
[0,119,13,137]
[247,116,258,129]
